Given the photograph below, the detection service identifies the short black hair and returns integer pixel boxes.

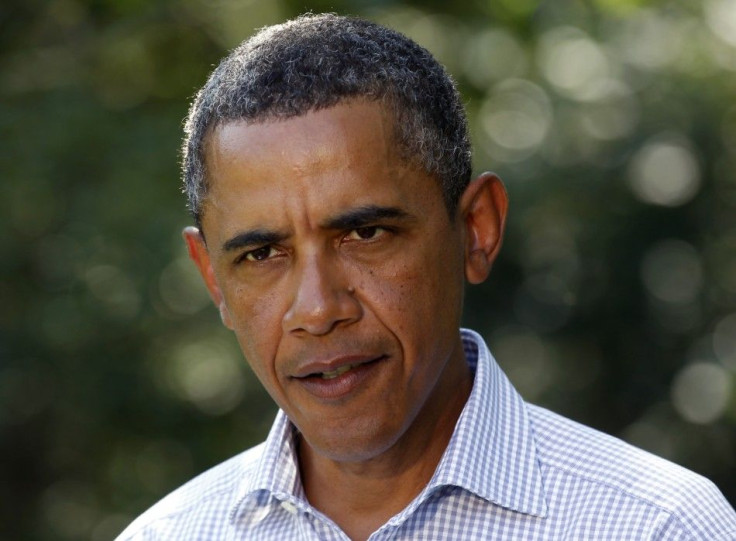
[182,13,472,227]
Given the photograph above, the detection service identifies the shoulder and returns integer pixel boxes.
[528,404,736,539]
[115,443,266,541]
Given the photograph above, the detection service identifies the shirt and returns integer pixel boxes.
[116,329,736,540]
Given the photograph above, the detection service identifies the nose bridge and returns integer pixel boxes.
[283,246,360,335]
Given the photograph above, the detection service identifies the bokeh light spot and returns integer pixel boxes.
[641,239,703,305]
[671,362,732,424]
[579,85,639,140]
[41,481,99,540]
[622,419,676,460]
[705,0,736,47]
[85,264,141,320]
[538,27,611,101]
[491,327,553,400]
[461,28,527,89]
[628,136,701,207]
[713,313,736,371]
[167,340,246,415]
[158,257,211,316]
[91,514,132,541]
[614,10,682,70]
[480,79,551,162]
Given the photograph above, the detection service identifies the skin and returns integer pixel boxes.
[184,99,508,540]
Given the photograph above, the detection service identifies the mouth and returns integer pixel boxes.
[293,354,387,379]
[291,355,389,399]
[316,364,358,380]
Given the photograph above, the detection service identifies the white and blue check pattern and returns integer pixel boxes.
[117,329,736,540]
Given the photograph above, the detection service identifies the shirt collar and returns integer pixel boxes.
[229,409,305,523]
[230,328,548,522]
[426,328,547,516]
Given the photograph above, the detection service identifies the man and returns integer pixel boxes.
[117,13,736,540]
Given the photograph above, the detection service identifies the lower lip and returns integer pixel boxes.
[294,356,387,400]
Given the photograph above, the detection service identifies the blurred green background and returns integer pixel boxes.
[2,0,736,539]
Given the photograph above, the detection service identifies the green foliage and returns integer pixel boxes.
[2,0,735,539]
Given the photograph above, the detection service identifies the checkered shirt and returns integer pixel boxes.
[116,329,736,540]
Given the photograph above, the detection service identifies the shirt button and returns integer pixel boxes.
[280,500,298,515]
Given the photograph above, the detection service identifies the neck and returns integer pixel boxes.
[298,343,473,541]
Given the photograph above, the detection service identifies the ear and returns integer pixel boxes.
[459,172,508,284]
[182,226,233,329]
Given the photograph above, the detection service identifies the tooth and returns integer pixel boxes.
[320,364,353,379]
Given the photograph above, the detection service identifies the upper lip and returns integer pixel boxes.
[291,354,386,378]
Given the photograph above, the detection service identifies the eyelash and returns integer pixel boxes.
[343,226,388,241]
[236,245,277,264]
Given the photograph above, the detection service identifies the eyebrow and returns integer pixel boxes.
[322,205,414,230]
[221,205,414,253]
[222,229,287,252]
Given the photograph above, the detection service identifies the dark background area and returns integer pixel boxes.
[2,0,735,539]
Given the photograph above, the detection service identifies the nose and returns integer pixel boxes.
[282,254,362,336]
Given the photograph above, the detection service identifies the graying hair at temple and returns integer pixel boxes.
[181,13,472,228]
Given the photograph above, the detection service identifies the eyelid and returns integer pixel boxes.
[343,225,391,241]
[235,245,277,264]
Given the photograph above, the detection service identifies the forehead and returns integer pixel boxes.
[206,99,398,182]
[199,100,446,242]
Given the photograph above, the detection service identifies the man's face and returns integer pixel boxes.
[188,100,490,463]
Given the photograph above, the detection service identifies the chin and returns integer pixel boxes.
[307,419,403,463]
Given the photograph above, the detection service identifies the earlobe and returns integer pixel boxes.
[460,172,508,284]
[182,226,234,329]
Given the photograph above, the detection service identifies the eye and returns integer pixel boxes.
[241,245,276,262]
[345,226,387,241]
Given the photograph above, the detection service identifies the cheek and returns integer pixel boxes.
[226,285,284,378]
[354,249,461,335]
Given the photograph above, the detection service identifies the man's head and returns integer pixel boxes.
[182,14,507,466]
[182,13,471,228]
